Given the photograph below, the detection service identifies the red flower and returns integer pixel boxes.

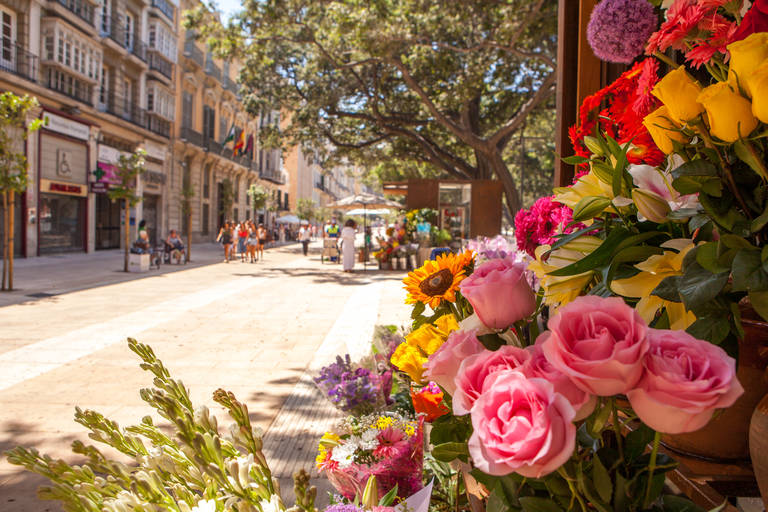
[731,0,768,42]
[410,382,449,422]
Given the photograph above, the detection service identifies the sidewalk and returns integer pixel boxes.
[0,241,300,308]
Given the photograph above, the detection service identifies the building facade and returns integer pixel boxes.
[0,0,291,256]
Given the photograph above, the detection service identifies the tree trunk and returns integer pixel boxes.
[1,191,7,291]
[124,200,130,272]
[186,210,192,263]
[481,150,522,218]
[8,189,15,290]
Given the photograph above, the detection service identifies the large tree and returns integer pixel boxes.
[188,0,557,216]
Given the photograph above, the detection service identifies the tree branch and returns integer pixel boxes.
[488,71,556,148]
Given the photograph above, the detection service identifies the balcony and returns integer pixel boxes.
[147,50,174,80]
[54,0,95,26]
[204,137,222,154]
[101,15,147,62]
[183,40,204,67]
[181,126,204,147]
[102,92,147,128]
[146,115,171,138]
[151,0,174,22]
[44,67,93,105]
[0,43,39,83]
[261,168,286,185]
[204,56,221,82]
[223,76,239,94]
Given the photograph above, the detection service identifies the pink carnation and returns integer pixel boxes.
[514,196,582,257]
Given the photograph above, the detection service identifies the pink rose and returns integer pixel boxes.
[453,345,530,415]
[541,296,649,396]
[523,335,597,421]
[424,329,484,395]
[468,370,576,477]
[627,328,744,434]
[459,256,536,330]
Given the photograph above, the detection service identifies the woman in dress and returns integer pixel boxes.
[237,222,249,262]
[217,221,233,262]
[256,223,268,261]
[246,221,259,263]
[340,219,357,272]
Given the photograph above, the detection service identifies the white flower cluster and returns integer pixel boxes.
[330,428,379,468]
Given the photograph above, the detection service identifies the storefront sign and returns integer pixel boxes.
[90,182,109,193]
[97,144,127,164]
[41,179,88,197]
[142,141,166,162]
[143,170,166,186]
[43,112,90,141]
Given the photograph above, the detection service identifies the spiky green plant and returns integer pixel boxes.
[5,339,316,512]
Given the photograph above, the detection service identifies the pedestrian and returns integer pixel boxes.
[237,222,249,262]
[257,223,268,261]
[217,221,233,262]
[165,229,185,264]
[340,219,356,272]
[299,224,311,256]
[326,218,340,262]
[246,221,259,263]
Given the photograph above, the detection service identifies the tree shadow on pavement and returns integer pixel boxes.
[239,267,406,286]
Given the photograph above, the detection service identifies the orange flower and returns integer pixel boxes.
[410,382,450,422]
[403,250,474,309]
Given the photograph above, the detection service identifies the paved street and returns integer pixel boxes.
[0,240,410,511]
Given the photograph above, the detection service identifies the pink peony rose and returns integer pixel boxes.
[541,296,649,396]
[468,370,576,477]
[424,329,484,395]
[453,345,530,415]
[523,335,597,421]
[627,328,744,434]
[459,256,536,330]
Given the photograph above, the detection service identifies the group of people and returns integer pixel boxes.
[132,220,186,265]
[217,220,268,263]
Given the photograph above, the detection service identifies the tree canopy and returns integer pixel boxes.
[188,0,557,216]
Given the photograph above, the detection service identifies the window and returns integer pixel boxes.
[182,91,193,128]
[43,21,103,81]
[202,203,209,235]
[203,163,210,198]
[99,65,109,105]
[124,79,132,111]
[0,7,15,69]
[219,113,228,143]
[124,13,134,50]
[147,84,175,120]
[100,1,110,34]
[148,21,177,62]
[202,106,215,140]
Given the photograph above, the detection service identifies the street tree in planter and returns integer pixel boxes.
[296,198,317,222]
[219,178,234,224]
[108,150,146,272]
[0,93,41,291]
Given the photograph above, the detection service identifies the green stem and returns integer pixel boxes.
[643,431,662,508]
[611,398,624,462]
[558,467,587,512]
[653,51,679,69]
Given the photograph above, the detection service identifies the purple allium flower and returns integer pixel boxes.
[587,0,657,64]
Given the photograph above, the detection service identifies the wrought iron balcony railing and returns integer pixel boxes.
[0,43,39,83]
[55,0,95,26]
[147,50,174,80]
[183,40,204,67]
[180,126,204,147]
[44,66,93,105]
[151,0,174,22]
[204,56,221,82]
[261,168,286,185]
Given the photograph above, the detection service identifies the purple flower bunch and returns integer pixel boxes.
[587,0,657,64]
[466,235,514,261]
[315,355,382,415]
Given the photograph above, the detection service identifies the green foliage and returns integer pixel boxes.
[247,184,268,212]
[106,150,147,207]
[5,339,315,512]
[0,92,41,194]
[185,0,558,214]
[296,198,317,220]
[219,178,234,218]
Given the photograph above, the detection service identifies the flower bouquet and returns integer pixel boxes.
[314,354,390,416]
[387,241,744,510]
[316,413,425,501]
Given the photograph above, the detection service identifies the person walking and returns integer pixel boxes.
[217,221,233,262]
[237,222,249,262]
[256,223,268,261]
[299,224,311,256]
[340,219,357,272]
[246,221,259,263]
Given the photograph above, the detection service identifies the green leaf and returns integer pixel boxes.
[378,484,398,506]
[592,456,612,503]
[588,402,612,438]
[486,488,510,512]
[562,155,589,165]
[678,262,729,309]
[547,222,605,253]
[696,242,730,274]
[660,494,707,512]
[751,202,768,233]
[572,196,612,222]
[734,139,768,181]
[519,497,564,512]
[410,301,425,319]
[431,442,469,463]
[625,424,654,461]
[719,234,756,250]
[749,290,768,322]
[672,175,723,197]
[591,160,614,184]
[547,228,629,277]
[613,473,629,512]
[651,275,683,302]
[687,316,731,345]
[670,159,718,178]
[732,248,768,291]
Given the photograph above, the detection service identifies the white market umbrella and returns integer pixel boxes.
[276,214,300,224]
[328,193,402,271]
[346,208,391,216]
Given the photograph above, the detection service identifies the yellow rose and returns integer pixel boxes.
[727,32,768,97]
[748,61,768,123]
[390,342,427,383]
[642,106,689,154]
[697,82,759,142]
[652,67,705,123]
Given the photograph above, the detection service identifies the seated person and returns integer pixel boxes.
[165,229,185,263]
[132,230,151,254]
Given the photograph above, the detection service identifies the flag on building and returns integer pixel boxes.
[243,134,254,157]
[223,123,236,145]
[234,129,246,155]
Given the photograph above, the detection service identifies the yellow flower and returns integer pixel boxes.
[727,32,768,97]
[390,342,428,383]
[406,324,445,355]
[697,82,759,142]
[433,313,459,338]
[528,237,602,309]
[748,61,768,124]
[554,171,613,210]
[610,239,696,330]
[403,250,473,309]
[643,106,689,154]
[316,432,341,468]
[375,416,396,430]
[652,67,705,123]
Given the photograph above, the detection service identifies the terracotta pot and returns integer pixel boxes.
[749,393,768,509]
[662,317,768,461]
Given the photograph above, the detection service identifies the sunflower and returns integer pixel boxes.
[403,250,474,309]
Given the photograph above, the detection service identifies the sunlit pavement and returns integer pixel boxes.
[0,240,410,511]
